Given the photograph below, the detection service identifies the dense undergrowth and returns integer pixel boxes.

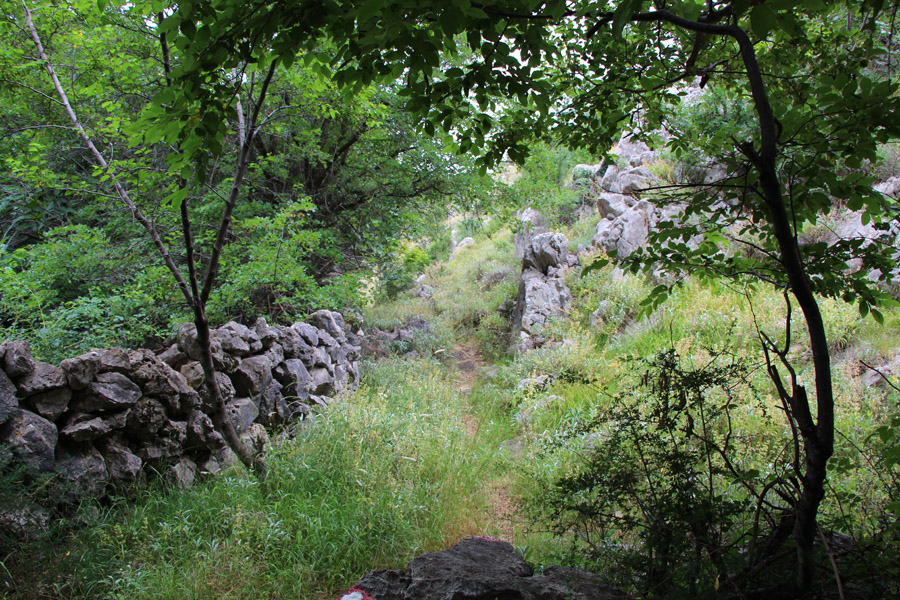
[4,147,900,597]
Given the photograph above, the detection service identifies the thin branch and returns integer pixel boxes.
[21,0,192,306]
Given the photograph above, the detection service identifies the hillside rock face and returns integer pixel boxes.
[0,310,362,506]
[349,537,627,600]
[511,231,578,351]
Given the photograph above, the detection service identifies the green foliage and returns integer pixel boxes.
[0,226,179,361]
[501,143,596,227]
[527,350,766,596]
[376,242,432,300]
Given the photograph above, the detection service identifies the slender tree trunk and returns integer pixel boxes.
[631,11,836,597]
[24,1,273,478]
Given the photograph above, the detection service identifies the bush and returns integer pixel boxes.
[528,349,765,597]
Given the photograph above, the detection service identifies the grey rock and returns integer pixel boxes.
[213,322,254,357]
[0,501,50,541]
[334,364,349,394]
[54,443,109,501]
[14,361,67,397]
[167,457,197,488]
[230,355,273,397]
[263,342,285,368]
[256,380,287,426]
[309,368,335,396]
[313,346,333,368]
[292,322,320,348]
[600,164,620,192]
[592,208,650,259]
[199,446,238,476]
[307,310,347,341]
[0,340,35,378]
[523,232,571,275]
[450,236,475,260]
[71,372,141,412]
[125,397,168,441]
[412,284,434,299]
[0,369,16,424]
[128,349,200,416]
[186,410,225,451]
[0,409,58,473]
[596,192,633,218]
[198,371,236,413]
[60,411,126,442]
[511,268,572,338]
[100,437,142,486]
[274,359,312,399]
[94,347,132,374]
[138,420,185,463]
[515,208,548,259]
[253,317,279,348]
[239,423,268,455]
[156,344,188,370]
[226,397,259,435]
[177,323,233,371]
[180,361,205,390]
[318,330,338,349]
[353,537,626,600]
[60,350,101,390]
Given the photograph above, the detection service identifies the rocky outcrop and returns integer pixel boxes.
[345,537,626,600]
[515,208,548,259]
[511,233,578,351]
[0,310,362,505]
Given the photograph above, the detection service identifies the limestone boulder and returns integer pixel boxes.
[53,443,109,501]
[0,369,16,425]
[14,361,67,397]
[0,409,57,474]
[307,310,347,342]
[229,355,273,398]
[0,340,35,378]
[592,208,650,259]
[514,208,548,259]
[185,410,225,451]
[352,537,626,600]
[274,359,312,399]
[253,317,279,348]
[94,347,132,374]
[226,397,259,435]
[59,350,101,390]
[71,372,141,412]
[125,397,168,441]
[292,322,320,348]
[512,268,572,337]
[523,233,571,275]
[167,457,198,488]
[60,411,127,442]
[99,437,142,486]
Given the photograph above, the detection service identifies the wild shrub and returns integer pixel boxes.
[529,348,772,597]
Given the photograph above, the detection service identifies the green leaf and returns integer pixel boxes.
[612,0,639,38]
[581,257,610,278]
[750,5,777,39]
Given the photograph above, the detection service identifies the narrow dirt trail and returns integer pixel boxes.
[451,342,519,544]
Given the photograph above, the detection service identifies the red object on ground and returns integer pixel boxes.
[336,585,374,600]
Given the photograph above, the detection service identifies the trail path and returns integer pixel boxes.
[451,342,519,544]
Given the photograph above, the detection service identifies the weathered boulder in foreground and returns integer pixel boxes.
[350,537,627,600]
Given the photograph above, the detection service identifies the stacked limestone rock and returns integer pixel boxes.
[0,310,361,503]
[511,232,578,352]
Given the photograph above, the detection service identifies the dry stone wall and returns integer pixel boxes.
[0,310,361,501]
